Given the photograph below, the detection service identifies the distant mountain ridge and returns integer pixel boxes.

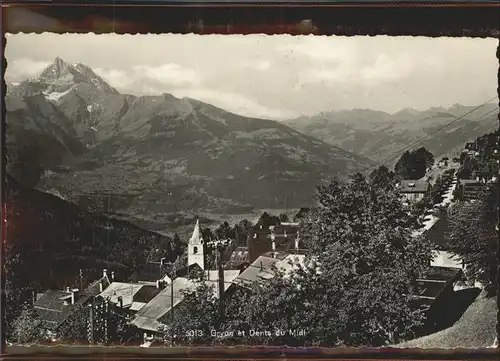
[284,103,499,165]
[6,57,373,233]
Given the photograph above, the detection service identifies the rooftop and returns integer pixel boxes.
[397,180,429,193]
[34,290,78,330]
[426,266,462,282]
[130,270,239,333]
[130,277,195,332]
[34,272,111,330]
[98,282,145,308]
[232,254,282,287]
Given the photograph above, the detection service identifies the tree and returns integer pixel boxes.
[446,186,498,295]
[57,305,89,343]
[257,212,280,229]
[279,213,290,223]
[4,242,37,339]
[58,297,141,345]
[299,173,433,345]
[173,233,184,257]
[395,147,434,180]
[161,279,220,346]
[154,174,434,347]
[430,176,445,205]
[458,155,480,179]
[234,219,253,247]
[215,221,234,240]
[223,265,318,346]
[11,306,48,345]
[369,165,398,190]
[294,207,311,221]
[201,227,217,270]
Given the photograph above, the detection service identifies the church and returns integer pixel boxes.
[175,219,240,284]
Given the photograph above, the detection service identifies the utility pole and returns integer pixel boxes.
[88,304,94,346]
[79,269,83,292]
[207,238,231,325]
[156,259,177,346]
[104,299,109,345]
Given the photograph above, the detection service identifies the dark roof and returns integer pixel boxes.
[35,290,71,310]
[398,180,429,193]
[133,285,161,304]
[34,290,81,330]
[82,274,111,297]
[415,267,463,300]
[426,266,462,282]
[34,274,111,330]
[77,274,111,305]
[131,277,196,332]
[417,280,448,299]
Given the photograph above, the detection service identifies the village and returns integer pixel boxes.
[25,132,498,348]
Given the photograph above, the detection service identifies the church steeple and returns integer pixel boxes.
[188,219,204,270]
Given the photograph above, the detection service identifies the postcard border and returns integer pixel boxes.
[1,1,499,359]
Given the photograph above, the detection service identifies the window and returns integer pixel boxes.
[193,246,198,254]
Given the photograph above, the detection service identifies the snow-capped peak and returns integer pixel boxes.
[35,57,118,94]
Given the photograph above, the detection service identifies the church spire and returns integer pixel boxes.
[188,218,204,270]
[189,219,202,245]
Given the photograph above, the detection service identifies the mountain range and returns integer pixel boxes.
[284,104,498,165]
[6,58,373,233]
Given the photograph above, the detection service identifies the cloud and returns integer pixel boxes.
[172,88,297,120]
[5,57,50,82]
[297,53,426,87]
[132,63,201,87]
[241,60,271,71]
[359,53,415,83]
[93,68,133,88]
[278,36,357,63]
[94,63,203,95]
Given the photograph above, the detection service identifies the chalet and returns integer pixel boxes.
[231,251,307,288]
[269,222,301,250]
[247,222,307,264]
[465,142,477,152]
[397,180,430,202]
[456,179,491,201]
[232,251,288,288]
[34,269,112,337]
[97,282,161,315]
[130,265,239,339]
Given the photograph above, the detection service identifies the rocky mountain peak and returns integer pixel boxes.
[36,57,118,94]
[39,57,73,81]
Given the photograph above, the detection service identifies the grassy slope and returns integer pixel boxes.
[396,290,497,348]
[5,174,176,290]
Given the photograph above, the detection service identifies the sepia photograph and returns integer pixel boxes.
[3,33,499,349]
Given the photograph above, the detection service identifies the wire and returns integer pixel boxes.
[474,107,499,122]
[368,95,498,169]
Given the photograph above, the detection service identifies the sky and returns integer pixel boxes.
[5,33,498,120]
